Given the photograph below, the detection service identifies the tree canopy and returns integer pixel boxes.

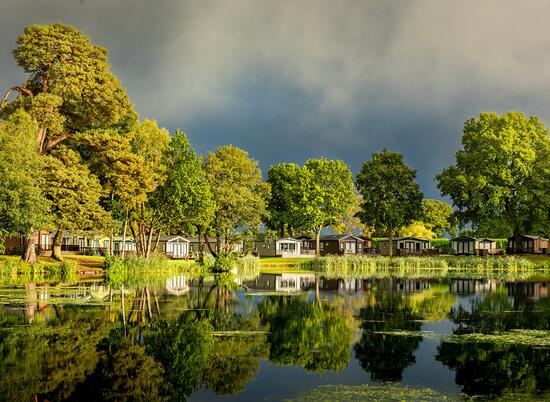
[356,150,423,255]
[437,112,550,243]
[204,145,270,253]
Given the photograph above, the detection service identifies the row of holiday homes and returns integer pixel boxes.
[4,232,548,258]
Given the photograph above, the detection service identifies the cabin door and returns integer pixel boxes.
[172,243,187,258]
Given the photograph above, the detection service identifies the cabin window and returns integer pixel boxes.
[340,243,344,251]
[103,240,109,248]
[41,234,50,246]
[345,242,356,253]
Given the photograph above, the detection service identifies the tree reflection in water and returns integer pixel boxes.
[258,292,353,372]
[354,292,423,381]
[437,291,550,399]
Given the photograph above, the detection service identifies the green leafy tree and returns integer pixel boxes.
[333,195,370,236]
[266,163,303,237]
[421,199,456,237]
[78,129,153,257]
[399,220,435,239]
[203,145,270,255]
[127,120,171,257]
[356,150,423,256]
[436,112,550,248]
[44,149,111,260]
[157,130,215,253]
[292,159,356,256]
[0,110,50,260]
[1,23,136,261]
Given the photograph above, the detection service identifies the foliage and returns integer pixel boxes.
[8,23,134,136]
[293,159,356,245]
[430,238,451,254]
[204,145,270,251]
[356,150,423,255]
[332,194,370,236]
[43,148,111,233]
[0,110,50,241]
[158,130,214,236]
[399,220,435,239]
[437,112,550,240]
[266,162,303,236]
[421,199,456,237]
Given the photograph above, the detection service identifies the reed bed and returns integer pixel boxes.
[298,255,549,280]
[0,257,78,283]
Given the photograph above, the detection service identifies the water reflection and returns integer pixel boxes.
[1,272,550,400]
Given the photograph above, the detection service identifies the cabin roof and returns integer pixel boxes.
[451,236,496,242]
[320,234,364,241]
[160,236,190,242]
[513,234,549,241]
[379,237,430,242]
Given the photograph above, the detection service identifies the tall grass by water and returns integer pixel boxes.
[298,255,549,280]
[0,257,78,283]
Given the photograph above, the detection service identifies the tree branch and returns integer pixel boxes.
[0,86,33,108]
[43,133,74,153]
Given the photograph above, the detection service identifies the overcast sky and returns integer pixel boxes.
[2,0,550,198]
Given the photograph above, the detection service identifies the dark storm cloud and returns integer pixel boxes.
[3,0,550,197]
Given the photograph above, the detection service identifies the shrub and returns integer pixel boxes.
[430,238,450,254]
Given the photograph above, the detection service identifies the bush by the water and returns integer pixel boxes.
[104,255,180,272]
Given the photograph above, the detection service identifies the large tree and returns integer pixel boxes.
[127,120,171,257]
[1,23,136,261]
[437,112,550,249]
[293,159,356,256]
[157,130,215,260]
[203,145,270,255]
[266,163,303,237]
[0,110,50,261]
[43,148,111,260]
[421,199,456,237]
[356,150,423,256]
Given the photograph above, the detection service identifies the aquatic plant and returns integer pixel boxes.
[286,383,458,402]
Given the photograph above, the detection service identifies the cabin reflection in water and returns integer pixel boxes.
[244,273,315,292]
[318,278,364,294]
[165,275,190,296]
[507,282,549,299]
[376,278,431,293]
[450,279,498,294]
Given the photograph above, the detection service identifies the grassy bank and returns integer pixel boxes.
[0,255,79,283]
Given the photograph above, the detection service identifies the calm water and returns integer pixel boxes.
[1,272,550,401]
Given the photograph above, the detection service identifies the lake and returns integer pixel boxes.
[1,271,550,401]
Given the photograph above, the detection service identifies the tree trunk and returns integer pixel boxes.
[513,228,521,254]
[130,224,140,256]
[315,228,321,257]
[145,227,154,258]
[108,230,114,257]
[197,229,205,264]
[388,226,394,257]
[23,235,37,263]
[152,230,161,254]
[121,208,129,259]
[51,229,63,261]
[204,234,217,258]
